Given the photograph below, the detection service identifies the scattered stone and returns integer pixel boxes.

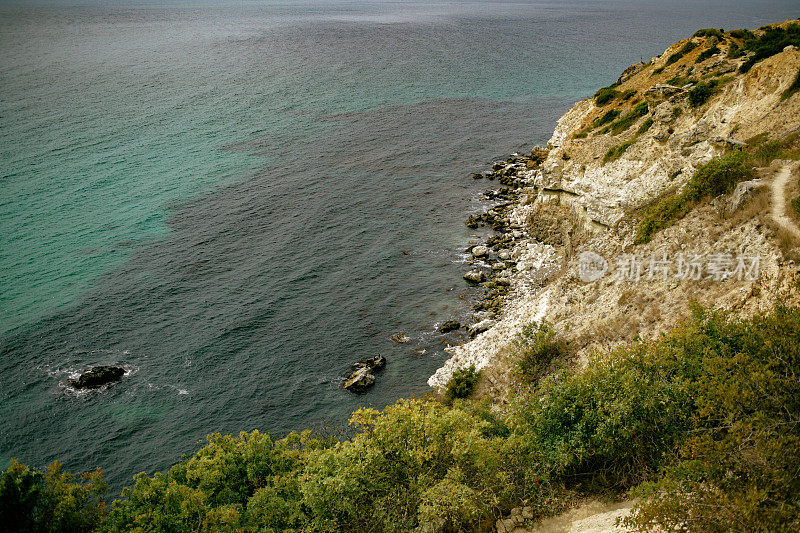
[469,319,496,338]
[710,136,747,148]
[67,366,125,389]
[409,347,428,356]
[391,333,411,344]
[497,249,511,261]
[785,45,797,52]
[471,245,490,258]
[463,270,486,283]
[491,262,506,271]
[471,172,483,179]
[438,321,461,333]
[465,214,482,229]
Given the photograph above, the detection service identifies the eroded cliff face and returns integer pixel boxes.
[430,21,800,395]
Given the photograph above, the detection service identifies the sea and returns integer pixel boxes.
[2,0,797,493]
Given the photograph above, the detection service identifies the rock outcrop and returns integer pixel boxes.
[431,22,800,394]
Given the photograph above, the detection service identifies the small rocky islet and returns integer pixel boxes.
[67,365,126,390]
[341,354,387,393]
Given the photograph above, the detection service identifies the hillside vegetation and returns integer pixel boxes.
[3,306,800,531]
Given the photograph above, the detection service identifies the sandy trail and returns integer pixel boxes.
[771,161,800,241]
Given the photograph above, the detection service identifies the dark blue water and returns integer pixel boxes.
[2,0,798,492]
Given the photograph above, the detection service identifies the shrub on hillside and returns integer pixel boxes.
[591,109,619,129]
[739,23,800,72]
[0,460,108,532]
[688,81,715,106]
[636,150,753,243]
[627,306,800,532]
[609,102,648,134]
[666,41,698,65]
[512,322,566,384]
[594,85,620,106]
[695,45,720,62]
[693,28,726,40]
[446,365,481,400]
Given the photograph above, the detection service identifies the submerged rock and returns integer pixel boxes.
[438,321,461,333]
[391,333,411,344]
[67,366,125,389]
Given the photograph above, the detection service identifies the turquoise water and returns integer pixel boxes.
[2,0,798,492]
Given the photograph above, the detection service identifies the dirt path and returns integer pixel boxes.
[771,161,800,241]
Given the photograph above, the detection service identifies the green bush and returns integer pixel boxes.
[591,109,619,129]
[729,28,755,40]
[693,28,726,40]
[636,150,753,243]
[666,41,698,65]
[695,45,720,62]
[688,81,715,107]
[512,323,566,384]
[594,86,619,106]
[627,307,800,532]
[791,195,800,218]
[636,117,654,135]
[609,102,649,134]
[603,138,636,164]
[446,365,481,400]
[0,460,108,532]
[740,23,800,72]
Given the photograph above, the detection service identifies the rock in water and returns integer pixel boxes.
[342,367,376,392]
[68,366,125,389]
[471,245,489,258]
[391,333,411,344]
[463,270,485,283]
[354,354,386,372]
[438,321,461,333]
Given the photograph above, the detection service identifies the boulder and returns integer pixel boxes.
[463,270,486,283]
[710,136,747,148]
[727,179,762,215]
[469,319,496,338]
[643,84,685,103]
[342,367,375,392]
[471,245,489,258]
[438,321,461,333]
[67,366,125,389]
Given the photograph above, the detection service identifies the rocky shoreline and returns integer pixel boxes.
[429,25,800,392]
